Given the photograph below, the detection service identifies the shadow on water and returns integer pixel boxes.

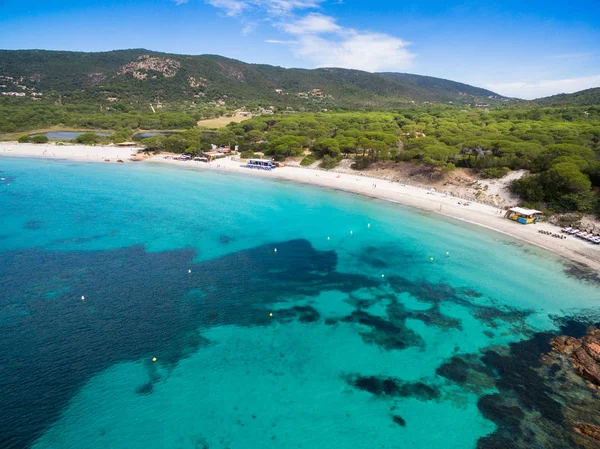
[0,239,375,448]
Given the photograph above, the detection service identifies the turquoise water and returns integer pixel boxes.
[1,157,598,449]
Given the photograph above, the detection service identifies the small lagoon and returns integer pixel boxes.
[133,131,177,140]
[33,131,111,140]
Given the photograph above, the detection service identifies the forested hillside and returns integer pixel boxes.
[531,88,600,107]
[0,49,505,109]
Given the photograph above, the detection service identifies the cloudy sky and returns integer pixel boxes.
[1,0,599,99]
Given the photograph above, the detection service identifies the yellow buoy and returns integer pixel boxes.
[152,357,157,362]
[269,312,273,317]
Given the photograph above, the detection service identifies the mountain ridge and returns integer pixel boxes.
[0,48,507,108]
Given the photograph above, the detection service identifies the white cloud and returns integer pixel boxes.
[206,0,248,16]
[487,74,600,99]
[272,14,413,71]
[205,0,414,71]
[290,32,413,71]
[172,0,190,4]
[281,12,341,34]
[206,0,323,16]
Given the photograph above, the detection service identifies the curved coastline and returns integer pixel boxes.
[1,141,599,273]
[148,155,600,274]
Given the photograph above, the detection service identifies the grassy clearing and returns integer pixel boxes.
[197,115,249,128]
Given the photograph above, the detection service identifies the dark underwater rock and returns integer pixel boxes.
[392,415,406,427]
[348,375,440,401]
[341,309,424,350]
[274,305,320,323]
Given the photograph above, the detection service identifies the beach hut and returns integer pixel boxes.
[504,207,543,224]
[204,151,226,161]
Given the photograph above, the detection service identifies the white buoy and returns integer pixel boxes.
[381,274,385,278]
[446,252,450,256]
[327,236,330,241]
[81,296,85,301]
[350,230,353,235]
[274,248,277,252]
[188,269,191,274]
[368,223,371,228]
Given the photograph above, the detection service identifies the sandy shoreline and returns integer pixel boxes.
[0,142,139,162]
[2,142,599,272]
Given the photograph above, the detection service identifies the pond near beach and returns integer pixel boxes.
[133,132,178,140]
[33,131,111,140]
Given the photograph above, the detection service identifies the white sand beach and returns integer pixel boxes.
[2,142,599,272]
[0,142,139,162]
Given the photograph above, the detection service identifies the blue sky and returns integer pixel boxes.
[1,0,599,98]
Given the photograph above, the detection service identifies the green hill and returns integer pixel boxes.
[531,88,600,107]
[0,49,507,108]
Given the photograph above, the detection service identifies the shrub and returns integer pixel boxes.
[75,133,101,145]
[319,155,341,170]
[240,150,256,159]
[481,167,510,179]
[351,157,372,170]
[18,135,32,143]
[442,162,456,173]
[300,155,316,166]
[31,135,49,144]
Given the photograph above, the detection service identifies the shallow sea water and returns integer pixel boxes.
[1,157,598,449]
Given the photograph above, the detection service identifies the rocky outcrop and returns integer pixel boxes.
[117,55,181,79]
[574,422,600,444]
[552,327,600,386]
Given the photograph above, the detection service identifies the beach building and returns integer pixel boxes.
[204,150,226,161]
[504,207,543,224]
